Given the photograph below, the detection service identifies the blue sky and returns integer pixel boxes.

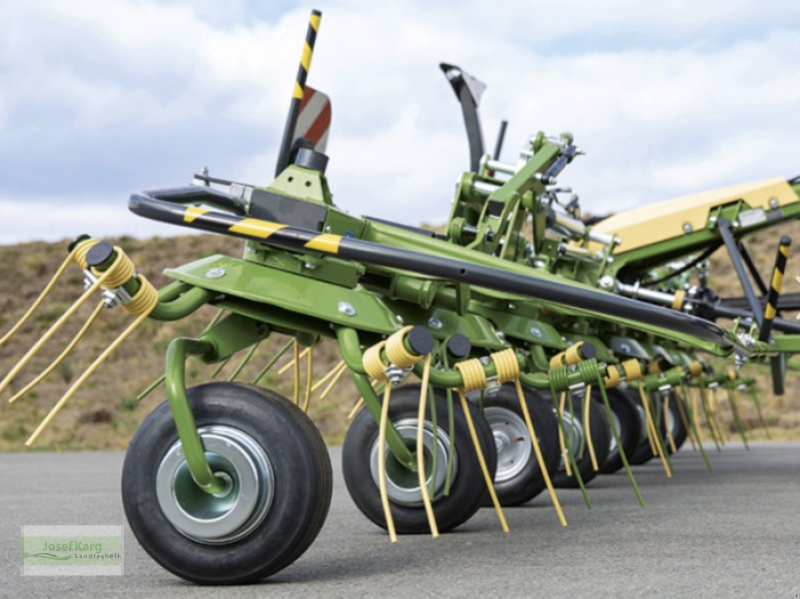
[1,0,800,243]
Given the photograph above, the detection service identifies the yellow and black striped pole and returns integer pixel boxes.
[759,235,791,342]
[275,9,322,176]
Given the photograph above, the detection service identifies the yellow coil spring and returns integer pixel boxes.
[384,326,420,368]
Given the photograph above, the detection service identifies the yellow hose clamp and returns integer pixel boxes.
[549,341,584,369]
[647,358,663,375]
[621,359,643,381]
[687,361,703,377]
[603,364,622,388]
[671,289,686,311]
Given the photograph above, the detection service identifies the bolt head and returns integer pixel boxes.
[530,326,543,338]
[428,317,443,330]
[338,301,356,316]
[770,197,779,209]
[683,223,693,233]
[205,267,226,279]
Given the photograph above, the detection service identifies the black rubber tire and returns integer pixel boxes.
[551,392,610,488]
[627,388,688,463]
[662,390,689,454]
[599,387,643,474]
[474,384,560,506]
[626,387,658,465]
[342,384,497,534]
[122,383,332,585]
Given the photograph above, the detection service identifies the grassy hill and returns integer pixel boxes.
[1,222,800,452]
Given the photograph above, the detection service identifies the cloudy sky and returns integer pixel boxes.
[1,0,800,244]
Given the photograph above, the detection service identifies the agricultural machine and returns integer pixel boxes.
[2,10,799,585]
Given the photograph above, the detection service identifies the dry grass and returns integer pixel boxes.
[1,220,799,452]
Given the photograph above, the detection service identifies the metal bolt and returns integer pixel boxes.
[338,301,356,316]
[428,317,443,330]
[599,275,615,290]
[620,343,631,353]
[396,315,404,323]
[683,223,692,233]
[205,267,226,279]
[530,326,543,338]
[508,303,517,310]
[769,197,779,209]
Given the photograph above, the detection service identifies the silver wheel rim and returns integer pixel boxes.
[484,406,534,483]
[156,425,274,545]
[369,418,457,507]
[557,410,585,469]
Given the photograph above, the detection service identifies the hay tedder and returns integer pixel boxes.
[3,11,800,585]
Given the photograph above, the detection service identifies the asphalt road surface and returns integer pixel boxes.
[1,443,798,598]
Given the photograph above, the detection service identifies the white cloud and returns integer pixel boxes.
[1,0,799,241]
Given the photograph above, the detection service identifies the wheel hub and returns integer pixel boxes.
[156,425,274,545]
[557,410,585,469]
[484,407,534,483]
[369,418,457,507]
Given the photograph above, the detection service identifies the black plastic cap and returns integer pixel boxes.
[579,342,596,360]
[85,241,115,268]
[294,147,329,174]
[654,356,672,371]
[446,334,471,359]
[67,234,92,253]
[407,325,435,357]
[780,235,792,246]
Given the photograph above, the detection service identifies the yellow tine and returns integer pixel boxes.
[311,359,346,392]
[583,384,599,471]
[301,346,314,412]
[0,270,110,396]
[279,347,311,375]
[457,388,508,533]
[347,397,365,420]
[557,392,572,477]
[320,362,349,401]
[0,250,75,347]
[26,309,149,446]
[638,385,672,477]
[9,300,105,404]
[514,379,567,527]
[292,340,301,405]
[377,384,397,543]
[416,355,439,538]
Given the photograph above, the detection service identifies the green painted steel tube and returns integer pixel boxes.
[349,371,417,470]
[165,337,227,495]
[336,327,418,469]
[150,285,213,322]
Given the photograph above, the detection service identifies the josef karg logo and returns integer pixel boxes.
[21,525,124,576]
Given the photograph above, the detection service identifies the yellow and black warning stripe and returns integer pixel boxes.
[128,187,736,347]
[760,235,791,340]
[276,9,322,175]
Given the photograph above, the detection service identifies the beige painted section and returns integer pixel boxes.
[589,178,798,253]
